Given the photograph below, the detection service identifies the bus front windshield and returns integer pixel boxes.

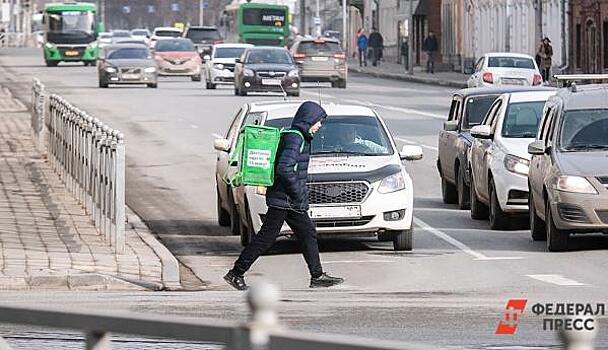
[243,8,286,27]
[48,11,95,34]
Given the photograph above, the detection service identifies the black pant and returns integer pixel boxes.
[232,207,323,278]
[358,48,367,66]
[426,51,436,73]
[541,67,550,82]
[371,47,382,66]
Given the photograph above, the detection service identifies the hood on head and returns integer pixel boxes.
[291,101,327,141]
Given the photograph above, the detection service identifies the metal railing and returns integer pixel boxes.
[36,84,126,254]
[0,32,31,48]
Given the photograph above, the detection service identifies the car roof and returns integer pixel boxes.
[214,43,253,49]
[485,52,534,59]
[297,37,340,43]
[154,27,182,32]
[186,26,218,30]
[247,101,377,120]
[555,85,608,111]
[106,44,150,50]
[131,29,149,33]
[455,86,555,98]
[507,89,557,103]
[247,46,288,51]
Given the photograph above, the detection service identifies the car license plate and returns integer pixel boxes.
[121,73,140,80]
[262,79,281,86]
[502,78,524,85]
[309,206,361,219]
[64,50,79,56]
[311,56,328,62]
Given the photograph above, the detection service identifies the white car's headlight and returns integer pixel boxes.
[214,63,225,70]
[503,154,529,176]
[555,176,598,194]
[105,67,117,73]
[144,66,156,73]
[243,68,255,77]
[288,69,299,77]
[378,172,406,194]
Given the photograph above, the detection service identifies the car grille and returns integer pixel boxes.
[307,182,370,205]
[314,216,375,228]
[257,71,286,78]
[164,58,190,65]
[120,68,142,74]
[558,204,589,223]
[223,63,235,72]
[596,210,608,224]
[597,176,608,190]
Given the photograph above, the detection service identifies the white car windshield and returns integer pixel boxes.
[501,101,544,138]
[214,47,247,58]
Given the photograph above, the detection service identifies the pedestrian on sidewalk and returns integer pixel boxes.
[368,28,384,67]
[422,31,438,74]
[357,29,368,67]
[224,102,345,291]
[537,37,553,82]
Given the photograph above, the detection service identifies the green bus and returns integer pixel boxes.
[42,2,103,66]
[237,3,289,47]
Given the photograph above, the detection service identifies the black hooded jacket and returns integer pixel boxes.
[266,101,327,211]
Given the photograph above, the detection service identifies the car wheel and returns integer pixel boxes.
[529,191,546,241]
[147,83,158,88]
[338,79,347,88]
[234,86,239,95]
[238,86,247,96]
[240,202,255,247]
[546,200,569,252]
[456,166,470,210]
[470,175,489,220]
[228,193,241,236]
[392,229,413,251]
[331,80,338,88]
[98,78,108,88]
[441,177,458,204]
[216,187,230,227]
[191,74,202,81]
[209,82,216,89]
[288,90,300,97]
[489,179,510,230]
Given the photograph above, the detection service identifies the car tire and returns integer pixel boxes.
[338,79,347,88]
[191,74,202,82]
[529,191,546,241]
[441,177,458,204]
[393,229,413,251]
[217,187,230,227]
[470,175,489,220]
[240,201,255,247]
[288,90,300,97]
[238,85,247,96]
[234,87,239,95]
[546,200,569,252]
[98,78,108,88]
[331,80,338,88]
[489,179,510,230]
[147,83,158,88]
[208,82,216,89]
[45,60,58,67]
[456,166,470,210]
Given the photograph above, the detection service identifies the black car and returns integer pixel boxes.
[182,26,222,57]
[437,86,554,209]
[234,47,300,97]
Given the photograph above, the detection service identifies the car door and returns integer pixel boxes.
[471,97,503,202]
[529,103,555,216]
[439,96,462,182]
[217,106,246,203]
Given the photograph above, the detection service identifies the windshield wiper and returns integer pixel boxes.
[313,150,378,156]
[509,133,537,138]
[565,143,608,151]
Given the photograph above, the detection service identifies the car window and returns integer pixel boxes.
[246,49,293,64]
[155,39,194,52]
[487,56,535,69]
[186,29,221,41]
[462,95,498,129]
[558,109,608,151]
[226,108,244,142]
[297,41,341,54]
[132,30,149,36]
[475,57,484,72]
[155,30,181,37]
[242,112,266,126]
[112,31,130,38]
[447,97,461,122]
[214,47,247,59]
[501,101,545,138]
[107,48,150,60]
[483,99,503,126]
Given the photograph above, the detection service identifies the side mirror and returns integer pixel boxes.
[528,140,548,155]
[213,138,230,152]
[400,145,423,161]
[470,125,493,139]
[235,58,242,64]
[443,120,459,132]
[203,54,211,61]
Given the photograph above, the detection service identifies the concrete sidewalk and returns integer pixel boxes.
[0,87,172,291]
[348,59,469,88]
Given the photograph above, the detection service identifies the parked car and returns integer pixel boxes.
[204,43,253,89]
[110,30,132,44]
[234,46,300,96]
[213,101,423,250]
[437,86,547,209]
[467,53,543,88]
[528,80,608,251]
[154,38,202,81]
[182,26,223,57]
[130,28,151,45]
[97,44,157,88]
[290,37,347,88]
[468,89,556,229]
[150,27,182,48]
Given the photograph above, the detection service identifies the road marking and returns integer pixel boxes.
[191,124,199,129]
[322,260,396,264]
[394,137,438,152]
[413,217,523,261]
[211,133,224,139]
[526,274,590,286]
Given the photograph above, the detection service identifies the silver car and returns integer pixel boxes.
[290,37,347,88]
[97,45,158,88]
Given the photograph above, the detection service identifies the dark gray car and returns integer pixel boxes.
[528,83,608,251]
[98,45,158,88]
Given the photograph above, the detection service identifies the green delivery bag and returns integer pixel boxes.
[224,125,304,187]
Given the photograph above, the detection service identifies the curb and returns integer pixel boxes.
[0,274,149,291]
[349,66,468,89]
[126,207,182,290]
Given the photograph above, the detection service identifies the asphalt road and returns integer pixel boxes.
[1,48,607,349]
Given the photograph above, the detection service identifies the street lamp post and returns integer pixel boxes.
[408,0,414,74]
[199,0,204,26]
[315,0,321,36]
[342,0,347,53]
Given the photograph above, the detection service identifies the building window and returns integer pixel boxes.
[604,20,608,68]
[576,23,582,68]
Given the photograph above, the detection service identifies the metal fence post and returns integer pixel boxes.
[86,331,111,350]
[113,132,126,254]
[242,282,281,350]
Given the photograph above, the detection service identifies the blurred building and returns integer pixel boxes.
[567,0,608,73]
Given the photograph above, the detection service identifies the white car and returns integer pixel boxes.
[97,32,112,48]
[467,53,543,88]
[150,27,182,48]
[214,101,423,251]
[204,43,253,89]
[468,89,556,229]
[130,28,151,46]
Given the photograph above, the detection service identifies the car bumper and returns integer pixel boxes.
[549,189,608,231]
[300,68,347,82]
[493,169,530,213]
[210,68,235,84]
[105,73,157,84]
[240,76,300,93]
[157,62,201,76]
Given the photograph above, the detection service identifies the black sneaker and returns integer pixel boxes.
[224,271,248,291]
[310,273,344,288]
